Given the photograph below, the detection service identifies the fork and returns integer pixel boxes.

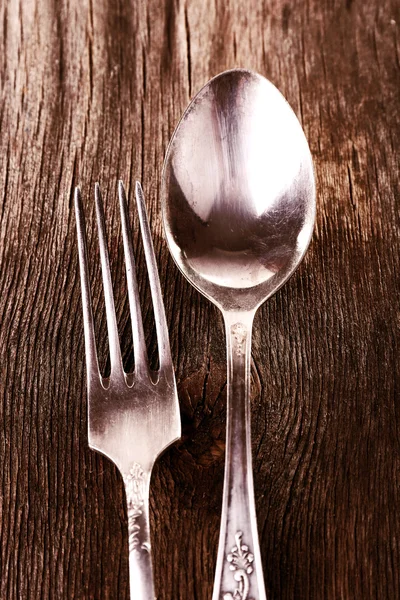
[74,180,181,599]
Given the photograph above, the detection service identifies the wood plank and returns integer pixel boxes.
[0,0,399,597]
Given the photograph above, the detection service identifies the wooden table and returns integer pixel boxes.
[1,0,399,598]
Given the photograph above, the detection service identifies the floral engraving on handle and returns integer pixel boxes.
[222,532,254,600]
[123,463,150,556]
[231,323,247,357]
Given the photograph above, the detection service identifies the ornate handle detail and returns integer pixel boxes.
[124,463,151,556]
[212,312,267,600]
[123,463,155,599]
[223,531,255,600]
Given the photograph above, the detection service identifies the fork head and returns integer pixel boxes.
[75,181,180,475]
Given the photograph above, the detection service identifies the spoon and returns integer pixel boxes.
[161,68,315,600]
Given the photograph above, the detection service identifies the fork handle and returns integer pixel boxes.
[123,464,155,600]
[212,311,267,600]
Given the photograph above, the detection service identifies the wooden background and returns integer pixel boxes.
[1,0,399,598]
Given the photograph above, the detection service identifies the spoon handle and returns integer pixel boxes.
[213,311,266,600]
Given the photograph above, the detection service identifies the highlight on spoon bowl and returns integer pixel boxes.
[161,68,315,312]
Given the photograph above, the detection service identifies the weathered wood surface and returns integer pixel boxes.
[0,0,399,598]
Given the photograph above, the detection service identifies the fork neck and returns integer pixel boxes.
[123,464,155,600]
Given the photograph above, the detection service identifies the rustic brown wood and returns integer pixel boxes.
[1,0,399,598]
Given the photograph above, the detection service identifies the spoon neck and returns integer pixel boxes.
[223,309,255,331]
[223,309,255,482]
[223,310,254,472]
[223,311,255,430]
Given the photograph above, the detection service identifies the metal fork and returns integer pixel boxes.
[74,180,181,600]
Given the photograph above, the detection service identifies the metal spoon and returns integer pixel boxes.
[161,68,315,600]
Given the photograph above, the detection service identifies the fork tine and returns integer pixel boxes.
[118,181,148,373]
[74,187,101,384]
[94,183,124,378]
[135,181,173,371]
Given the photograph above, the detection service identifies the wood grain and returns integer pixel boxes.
[0,0,399,598]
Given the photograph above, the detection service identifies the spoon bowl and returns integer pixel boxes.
[162,69,315,600]
[162,69,315,312]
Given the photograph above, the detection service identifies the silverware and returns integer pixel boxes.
[75,181,180,600]
[161,69,315,600]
